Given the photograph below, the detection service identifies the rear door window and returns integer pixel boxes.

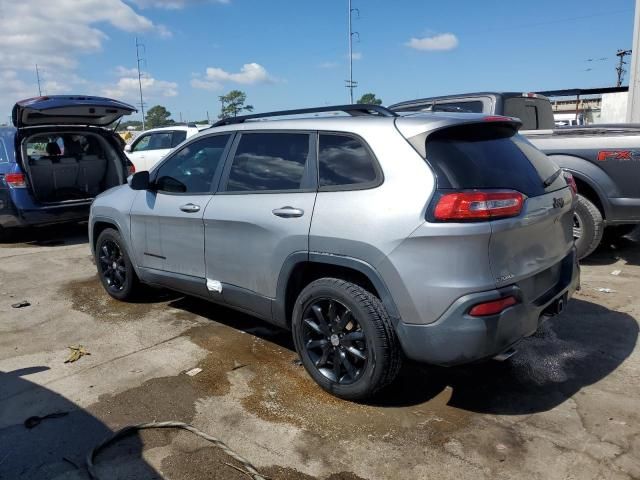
[425,124,563,197]
[171,130,187,147]
[318,134,379,189]
[224,132,313,192]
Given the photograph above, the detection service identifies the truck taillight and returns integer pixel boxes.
[4,173,26,188]
[563,171,578,197]
[433,190,524,222]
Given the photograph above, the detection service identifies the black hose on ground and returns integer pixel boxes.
[86,421,267,480]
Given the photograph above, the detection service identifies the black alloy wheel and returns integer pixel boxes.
[292,278,402,400]
[301,298,368,384]
[98,239,127,293]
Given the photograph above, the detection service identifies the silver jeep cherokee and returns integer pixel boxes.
[89,104,580,400]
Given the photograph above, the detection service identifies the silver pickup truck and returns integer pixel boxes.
[390,92,640,258]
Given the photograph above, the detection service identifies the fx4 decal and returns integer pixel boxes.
[597,150,639,161]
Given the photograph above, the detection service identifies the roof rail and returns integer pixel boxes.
[212,104,397,127]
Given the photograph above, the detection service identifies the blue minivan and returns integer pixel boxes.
[0,96,136,240]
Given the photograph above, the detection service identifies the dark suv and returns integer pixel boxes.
[0,96,135,240]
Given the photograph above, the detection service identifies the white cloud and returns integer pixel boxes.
[103,67,178,101]
[114,66,140,77]
[0,0,171,116]
[0,0,164,70]
[130,0,229,8]
[405,33,459,51]
[191,63,273,90]
[351,52,363,61]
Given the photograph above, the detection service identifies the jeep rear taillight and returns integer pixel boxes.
[563,171,578,197]
[433,190,524,222]
[4,173,27,188]
[469,296,518,317]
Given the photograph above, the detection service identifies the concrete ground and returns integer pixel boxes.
[0,224,639,480]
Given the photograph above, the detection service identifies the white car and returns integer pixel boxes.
[125,124,207,172]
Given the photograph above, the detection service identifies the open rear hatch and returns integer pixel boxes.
[12,96,136,205]
[422,119,574,298]
[12,96,136,128]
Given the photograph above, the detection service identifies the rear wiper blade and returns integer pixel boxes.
[543,168,562,187]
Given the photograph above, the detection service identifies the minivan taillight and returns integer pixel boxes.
[4,173,27,188]
[433,190,524,221]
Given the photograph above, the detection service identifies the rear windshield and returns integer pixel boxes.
[425,124,564,197]
[503,97,555,130]
[432,101,484,113]
[0,137,10,164]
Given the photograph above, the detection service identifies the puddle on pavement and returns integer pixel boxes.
[161,445,365,480]
[60,276,172,322]
[185,323,471,445]
[88,372,365,480]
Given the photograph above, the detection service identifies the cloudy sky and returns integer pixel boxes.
[0,0,635,124]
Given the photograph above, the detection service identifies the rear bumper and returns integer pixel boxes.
[606,197,640,225]
[396,249,580,366]
[0,189,91,229]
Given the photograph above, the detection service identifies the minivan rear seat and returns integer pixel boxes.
[29,158,55,200]
[77,155,106,195]
[53,157,79,191]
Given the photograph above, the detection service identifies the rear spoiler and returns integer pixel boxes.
[396,116,522,159]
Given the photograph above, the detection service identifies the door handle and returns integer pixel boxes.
[272,206,304,218]
[180,203,201,213]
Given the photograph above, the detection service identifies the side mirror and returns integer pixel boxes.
[130,171,151,190]
[124,144,132,153]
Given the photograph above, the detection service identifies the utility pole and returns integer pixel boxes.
[628,0,640,122]
[135,37,146,130]
[345,0,359,103]
[616,49,632,87]
[35,64,42,96]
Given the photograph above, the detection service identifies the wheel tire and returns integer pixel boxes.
[95,228,140,301]
[291,278,402,401]
[573,194,604,260]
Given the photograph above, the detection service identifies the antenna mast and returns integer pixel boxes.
[346,0,359,103]
[35,64,42,96]
[135,37,147,130]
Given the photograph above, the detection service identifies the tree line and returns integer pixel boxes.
[120,91,383,131]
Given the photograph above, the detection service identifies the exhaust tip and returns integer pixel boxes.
[493,348,517,362]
